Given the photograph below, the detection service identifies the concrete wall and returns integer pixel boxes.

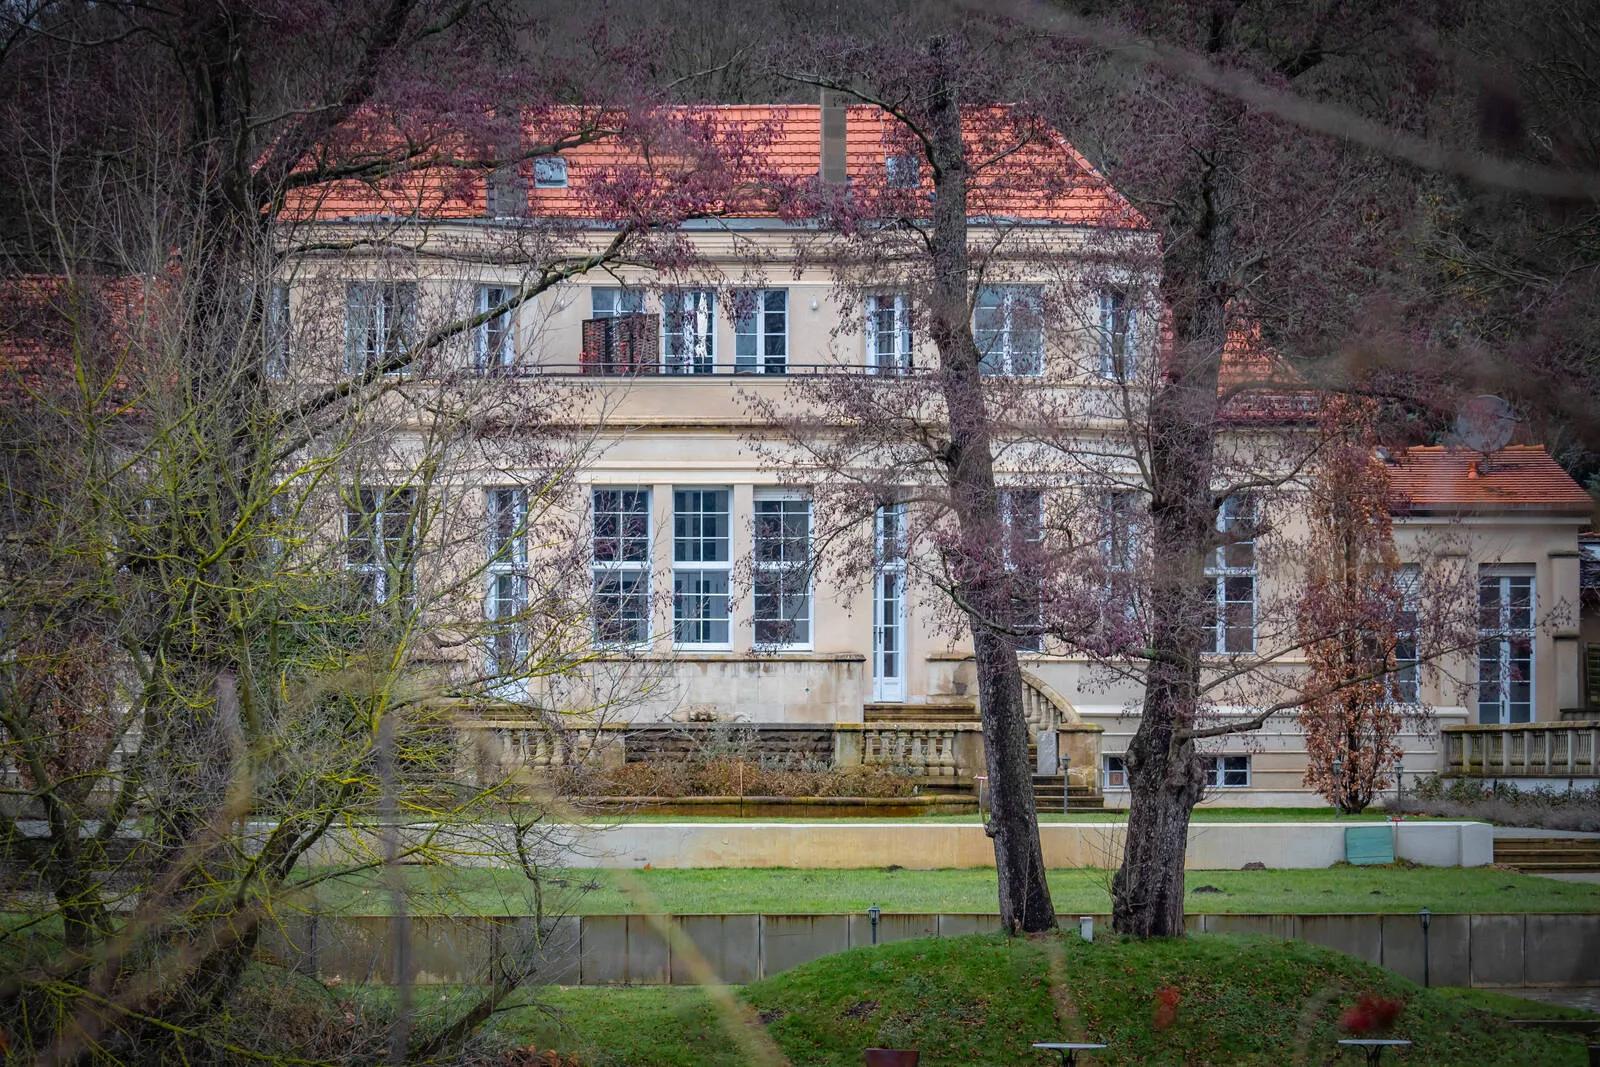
[541,820,1493,871]
[263,911,1600,989]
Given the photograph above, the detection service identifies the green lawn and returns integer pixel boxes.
[295,863,1600,916]
[603,806,1398,823]
[451,933,1591,1065]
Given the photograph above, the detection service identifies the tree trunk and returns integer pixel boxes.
[922,36,1055,934]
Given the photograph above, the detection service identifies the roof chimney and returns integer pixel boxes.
[820,89,848,184]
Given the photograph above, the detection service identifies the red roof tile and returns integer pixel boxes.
[1387,446,1593,516]
[283,104,1140,226]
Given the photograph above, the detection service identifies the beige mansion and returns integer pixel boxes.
[279,105,1598,805]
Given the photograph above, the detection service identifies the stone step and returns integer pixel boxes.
[864,702,979,723]
[1500,861,1600,872]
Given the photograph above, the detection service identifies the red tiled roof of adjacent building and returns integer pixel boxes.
[1387,445,1594,516]
[284,104,1142,227]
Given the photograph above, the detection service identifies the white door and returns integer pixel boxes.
[873,504,907,702]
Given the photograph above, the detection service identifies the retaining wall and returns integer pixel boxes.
[259,911,1600,989]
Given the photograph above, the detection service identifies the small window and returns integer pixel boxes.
[533,156,568,188]
[592,287,645,318]
[868,293,913,373]
[734,289,788,374]
[1203,755,1250,788]
[345,487,417,606]
[974,286,1044,377]
[477,285,513,371]
[1104,755,1127,790]
[886,153,919,188]
[345,282,416,375]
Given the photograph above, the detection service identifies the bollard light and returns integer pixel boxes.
[868,904,882,946]
[1061,753,1071,814]
[1079,915,1094,942]
[1395,761,1406,803]
[1419,907,1432,987]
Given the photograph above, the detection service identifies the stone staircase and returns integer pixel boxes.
[1492,836,1600,873]
[1027,739,1105,810]
[862,700,979,723]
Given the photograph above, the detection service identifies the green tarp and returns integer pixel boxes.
[1345,825,1396,866]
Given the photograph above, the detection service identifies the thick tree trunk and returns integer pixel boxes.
[1111,125,1238,936]
[922,36,1055,934]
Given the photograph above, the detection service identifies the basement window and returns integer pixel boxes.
[533,156,568,188]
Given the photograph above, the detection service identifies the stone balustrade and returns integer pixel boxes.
[1443,721,1600,778]
[861,724,961,781]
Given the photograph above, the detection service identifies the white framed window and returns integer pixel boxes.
[662,289,716,374]
[486,487,528,676]
[974,285,1044,377]
[886,153,919,188]
[1206,494,1256,654]
[1098,289,1135,381]
[1100,488,1139,622]
[592,287,645,318]
[1104,755,1128,790]
[591,488,651,646]
[1203,755,1250,788]
[345,282,416,375]
[673,488,731,648]
[533,156,568,188]
[265,283,290,380]
[345,487,416,606]
[867,293,914,373]
[1388,563,1421,704]
[734,289,788,374]
[753,492,811,648]
[1001,488,1044,653]
[1478,566,1535,724]
[476,285,514,371]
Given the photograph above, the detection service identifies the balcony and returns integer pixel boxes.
[1442,720,1600,779]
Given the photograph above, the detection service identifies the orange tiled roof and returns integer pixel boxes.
[1387,446,1593,516]
[284,104,1140,226]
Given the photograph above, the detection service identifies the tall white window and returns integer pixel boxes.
[1100,489,1139,622]
[673,488,731,647]
[662,289,716,374]
[476,285,513,371]
[265,283,290,380]
[345,282,416,375]
[867,293,913,373]
[591,488,651,646]
[1388,563,1421,704]
[974,285,1044,377]
[1002,488,1044,652]
[753,493,811,647]
[1206,495,1256,654]
[734,289,788,374]
[592,287,645,318]
[345,487,416,605]
[1478,566,1535,723]
[1098,289,1134,381]
[486,487,528,675]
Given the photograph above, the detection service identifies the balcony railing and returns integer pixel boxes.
[1442,721,1600,778]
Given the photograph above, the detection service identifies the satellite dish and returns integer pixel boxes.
[1455,394,1516,455]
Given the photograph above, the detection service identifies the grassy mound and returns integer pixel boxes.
[502,933,1592,1066]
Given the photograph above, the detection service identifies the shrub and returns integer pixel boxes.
[1386,775,1600,831]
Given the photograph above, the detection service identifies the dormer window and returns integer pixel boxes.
[533,156,568,188]
[886,153,919,188]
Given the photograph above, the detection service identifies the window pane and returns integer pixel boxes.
[674,570,730,645]
[593,570,649,644]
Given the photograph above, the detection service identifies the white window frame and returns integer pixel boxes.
[1387,563,1422,705]
[592,287,646,319]
[1207,494,1257,655]
[974,285,1044,377]
[885,153,919,188]
[345,486,416,606]
[1203,754,1251,788]
[265,283,290,380]
[590,487,652,648]
[873,501,909,701]
[867,293,914,373]
[1001,488,1044,653]
[345,281,416,376]
[662,289,716,374]
[752,490,812,649]
[734,289,789,374]
[1097,288,1135,381]
[476,284,514,371]
[1103,754,1128,790]
[672,487,732,649]
[1478,565,1536,724]
[533,156,568,188]
[485,487,529,677]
